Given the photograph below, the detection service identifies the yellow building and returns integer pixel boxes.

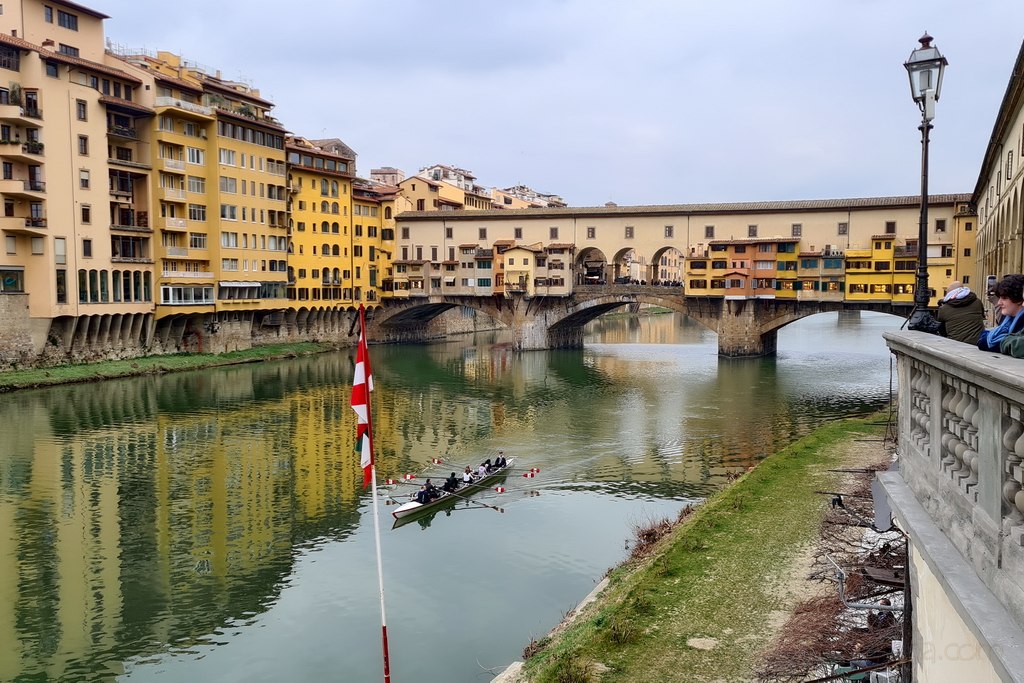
[844,235,916,303]
[110,49,290,348]
[285,136,355,307]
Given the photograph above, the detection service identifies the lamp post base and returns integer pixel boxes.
[907,306,941,334]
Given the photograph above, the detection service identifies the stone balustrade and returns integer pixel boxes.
[885,330,1024,629]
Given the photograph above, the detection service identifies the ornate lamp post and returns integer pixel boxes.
[904,33,948,332]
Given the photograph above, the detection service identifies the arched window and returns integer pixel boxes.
[331,180,339,197]
[332,222,339,234]
[89,270,99,302]
[143,272,152,301]
[133,271,142,301]
[321,200,329,212]
[99,270,109,302]
[322,243,330,256]
[320,179,329,196]
[78,269,88,303]
[321,221,329,232]
[332,202,339,214]
[332,245,340,256]
[112,270,122,302]
[121,271,131,301]
[384,207,392,219]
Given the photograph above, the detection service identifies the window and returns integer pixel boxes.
[1008,150,1014,180]
[83,238,92,257]
[625,226,634,239]
[189,232,206,249]
[44,5,52,23]
[934,218,947,233]
[705,225,715,239]
[665,225,674,238]
[57,9,77,30]
[55,270,66,303]
[188,204,206,221]
[220,204,237,220]
[748,225,758,238]
[187,147,205,165]
[964,248,972,257]
[57,44,79,57]
[45,61,58,78]
[885,221,896,234]
[838,222,848,235]
[77,135,88,155]
[76,99,87,120]
[791,223,802,237]
[221,231,238,247]
[401,227,410,239]
[965,221,973,232]
[445,227,453,239]
[188,176,205,193]
[78,169,89,188]
[218,148,236,165]
[479,227,487,239]
[81,204,90,223]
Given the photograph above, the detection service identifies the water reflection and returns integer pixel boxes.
[0,311,901,682]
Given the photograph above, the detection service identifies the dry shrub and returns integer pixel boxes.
[629,516,673,560]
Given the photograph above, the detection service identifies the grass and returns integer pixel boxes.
[522,416,886,683]
[0,341,334,392]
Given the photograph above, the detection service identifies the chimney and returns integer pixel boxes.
[42,39,54,48]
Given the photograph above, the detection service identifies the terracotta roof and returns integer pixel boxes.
[396,194,972,221]
[203,79,273,107]
[99,95,154,115]
[458,243,479,249]
[870,234,902,240]
[0,33,40,52]
[492,239,516,246]
[547,243,574,249]
[154,73,203,94]
[45,50,142,83]
[437,197,462,206]
[215,107,287,132]
[441,260,458,265]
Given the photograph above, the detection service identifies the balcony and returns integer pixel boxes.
[0,178,45,198]
[162,187,187,202]
[159,157,186,172]
[164,246,189,257]
[109,186,133,199]
[157,216,188,231]
[154,96,214,118]
[0,104,42,123]
[0,215,46,235]
[107,124,138,140]
[0,140,44,162]
[882,332,1024,681]
[161,270,214,279]
[111,222,152,234]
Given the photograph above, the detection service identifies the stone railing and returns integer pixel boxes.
[885,331,1024,627]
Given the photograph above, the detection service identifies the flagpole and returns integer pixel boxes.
[354,305,392,682]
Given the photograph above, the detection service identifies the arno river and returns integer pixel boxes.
[0,311,900,682]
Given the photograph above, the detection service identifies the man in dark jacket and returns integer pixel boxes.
[937,281,985,344]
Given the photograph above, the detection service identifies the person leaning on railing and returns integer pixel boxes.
[979,274,1024,355]
[937,280,985,344]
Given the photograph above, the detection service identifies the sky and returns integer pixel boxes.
[95,0,1024,208]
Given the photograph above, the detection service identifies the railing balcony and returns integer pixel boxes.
[154,96,213,117]
[161,270,213,279]
[110,186,132,198]
[162,187,186,201]
[23,179,44,192]
[108,125,138,139]
[161,158,186,171]
[21,141,43,155]
[159,217,188,230]
[22,107,41,120]
[165,246,188,257]
[24,217,46,227]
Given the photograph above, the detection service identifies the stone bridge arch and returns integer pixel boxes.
[575,247,608,285]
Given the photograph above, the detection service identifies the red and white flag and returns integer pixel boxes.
[351,306,375,488]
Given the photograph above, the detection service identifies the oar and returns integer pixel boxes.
[434,485,506,513]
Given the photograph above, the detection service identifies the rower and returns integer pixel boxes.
[424,479,440,500]
[442,472,459,492]
[493,451,507,469]
[477,462,489,478]
[462,466,475,484]
[414,485,431,505]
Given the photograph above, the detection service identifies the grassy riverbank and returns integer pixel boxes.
[0,341,333,393]
[520,416,888,682]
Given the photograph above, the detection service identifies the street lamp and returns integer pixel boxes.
[904,33,948,332]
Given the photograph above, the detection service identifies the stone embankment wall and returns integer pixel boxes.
[0,294,38,368]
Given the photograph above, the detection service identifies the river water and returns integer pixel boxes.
[0,311,899,682]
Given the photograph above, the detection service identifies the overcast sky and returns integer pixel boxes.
[96,1,1024,207]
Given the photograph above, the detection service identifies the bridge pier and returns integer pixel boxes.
[716,299,778,358]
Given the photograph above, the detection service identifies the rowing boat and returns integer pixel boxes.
[390,458,515,521]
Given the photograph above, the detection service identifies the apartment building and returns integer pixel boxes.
[0,0,155,359]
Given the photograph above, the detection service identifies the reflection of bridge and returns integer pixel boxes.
[371,284,910,356]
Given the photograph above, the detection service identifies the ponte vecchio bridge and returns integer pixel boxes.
[368,284,911,356]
